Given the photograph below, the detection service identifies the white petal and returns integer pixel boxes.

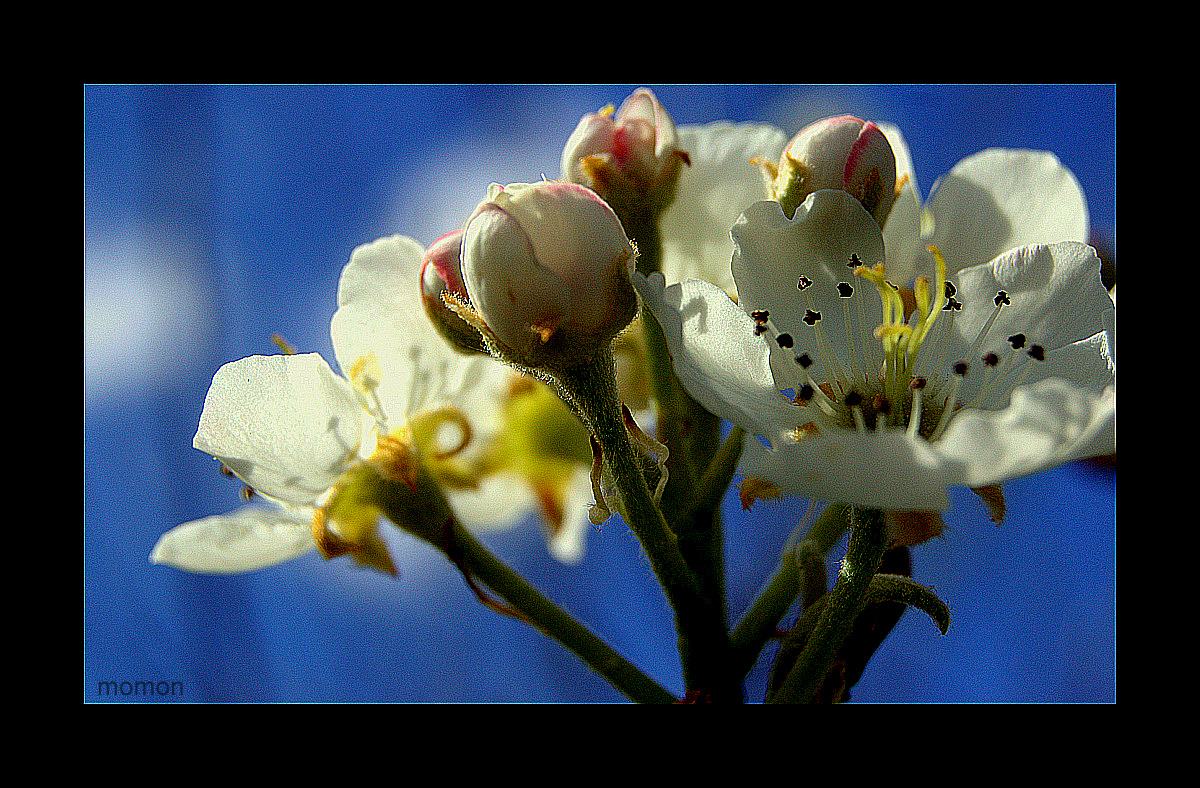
[935,379,1115,488]
[337,234,428,311]
[739,428,958,511]
[150,505,316,573]
[924,149,1089,273]
[634,272,798,442]
[193,354,370,505]
[951,241,1111,357]
[731,193,885,357]
[660,122,787,292]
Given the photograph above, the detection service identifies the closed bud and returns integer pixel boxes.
[419,229,488,354]
[766,115,897,225]
[561,88,687,218]
[461,181,638,368]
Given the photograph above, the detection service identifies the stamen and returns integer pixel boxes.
[808,309,851,394]
[964,352,1002,409]
[794,353,839,415]
[965,290,1010,362]
[838,281,866,386]
[873,394,891,433]
[907,376,926,438]
[929,362,967,442]
[844,391,867,433]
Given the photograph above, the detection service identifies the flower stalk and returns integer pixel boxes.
[437,512,678,704]
[766,505,890,703]
[729,502,852,677]
[553,346,738,702]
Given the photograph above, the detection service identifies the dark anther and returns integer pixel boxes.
[994,290,1011,306]
[983,352,1000,367]
[803,310,821,325]
[944,282,957,298]
[849,253,862,268]
[776,333,794,349]
[754,325,767,336]
[751,309,769,324]
[942,296,962,312]
[910,376,927,390]
[796,353,813,369]
[798,384,815,402]
[798,276,813,290]
[873,395,892,415]
[953,361,969,376]
[844,391,863,408]
[837,282,854,298]
[1008,333,1027,349]
[1027,344,1045,361]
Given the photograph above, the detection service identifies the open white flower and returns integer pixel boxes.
[634,189,1115,512]
[152,235,595,575]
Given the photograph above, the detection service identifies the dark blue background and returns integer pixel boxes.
[84,84,1115,703]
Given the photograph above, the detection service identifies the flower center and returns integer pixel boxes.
[751,246,1047,442]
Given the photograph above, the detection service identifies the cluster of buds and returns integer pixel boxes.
[760,114,898,226]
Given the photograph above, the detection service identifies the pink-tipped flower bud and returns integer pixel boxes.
[461,181,638,366]
[560,88,688,218]
[419,229,488,355]
[768,115,898,226]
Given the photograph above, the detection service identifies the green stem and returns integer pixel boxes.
[767,506,889,704]
[442,517,678,704]
[730,502,852,677]
[555,349,738,702]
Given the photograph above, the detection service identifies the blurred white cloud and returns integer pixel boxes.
[84,221,217,404]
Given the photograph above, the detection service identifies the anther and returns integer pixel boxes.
[844,391,863,407]
[954,360,969,376]
[942,296,962,311]
[754,324,767,336]
[994,290,1011,306]
[837,282,854,297]
[983,352,1000,367]
[849,253,862,268]
[796,353,813,369]
[776,333,794,349]
[1027,344,1045,361]
[803,310,821,325]
[1008,333,1026,349]
[751,309,769,324]
[797,383,815,402]
[944,282,957,298]
[798,276,813,290]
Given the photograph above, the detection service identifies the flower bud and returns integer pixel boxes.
[419,229,488,355]
[461,181,638,366]
[767,115,897,226]
[561,88,687,217]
